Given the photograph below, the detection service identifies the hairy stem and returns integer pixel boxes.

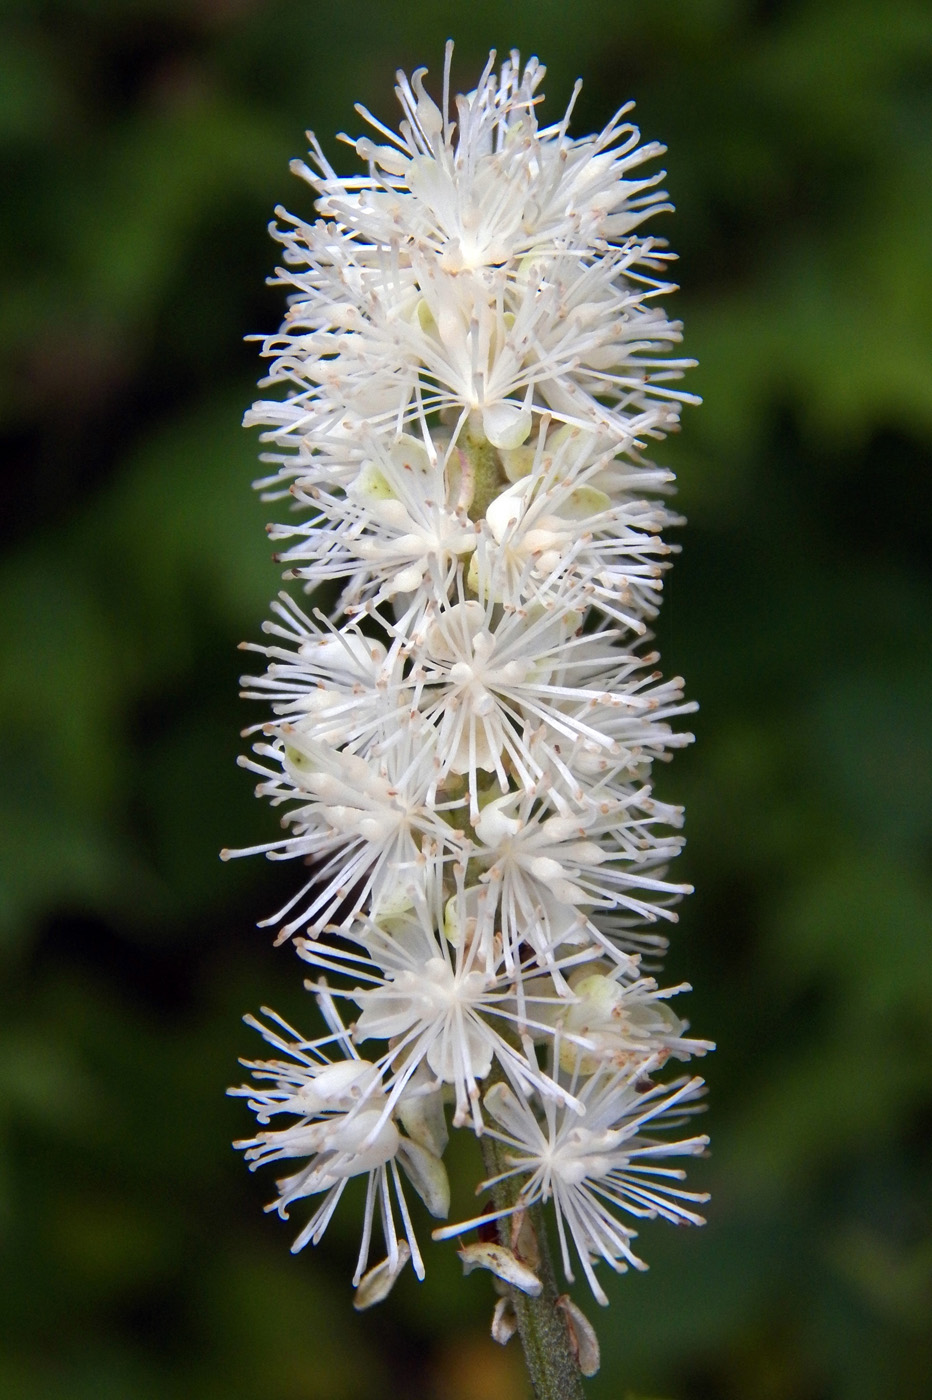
[480,1133,586,1400]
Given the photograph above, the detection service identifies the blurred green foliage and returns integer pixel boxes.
[1,1,930,1397]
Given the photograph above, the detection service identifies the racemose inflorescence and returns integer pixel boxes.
[227,44,712,1340]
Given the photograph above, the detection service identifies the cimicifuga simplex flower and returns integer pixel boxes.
[226,45,712,1390]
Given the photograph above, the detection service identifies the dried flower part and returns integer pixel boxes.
[491,1295,519,1346]
[556,1295,601,1377]
[230,44,711,1309]
[458,1242,543,1297]
[353,1243,412,1311]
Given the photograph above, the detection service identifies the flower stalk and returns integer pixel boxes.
[227,43,712,1389]
[479,1125,587,1399]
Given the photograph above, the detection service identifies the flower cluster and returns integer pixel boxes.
[229,46,711,1326]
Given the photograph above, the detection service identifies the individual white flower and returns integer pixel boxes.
[435,1061,709,1305]
[271,432,480,611]
[406,595,689,820]
[447,784,685,991]
[533,666,696,807]
[471,423,680,631]
[467,783,690,971]
[411,595,584,806]
[230,990,450,1289]
[236,592,398,735]
[549,966,714,1072]
[224,724,464,942]
[296,894,589,1130]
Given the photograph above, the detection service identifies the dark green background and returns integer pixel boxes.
[2,2,930,1397]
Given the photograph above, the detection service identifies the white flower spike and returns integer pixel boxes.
[231,44,711,1354]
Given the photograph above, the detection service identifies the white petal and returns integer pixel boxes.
[482,400,532,450]
[397,1139,451,1219]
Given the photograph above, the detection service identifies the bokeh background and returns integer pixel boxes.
[2,1,931,1397]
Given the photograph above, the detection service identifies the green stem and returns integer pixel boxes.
[480,1133,586,1400]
